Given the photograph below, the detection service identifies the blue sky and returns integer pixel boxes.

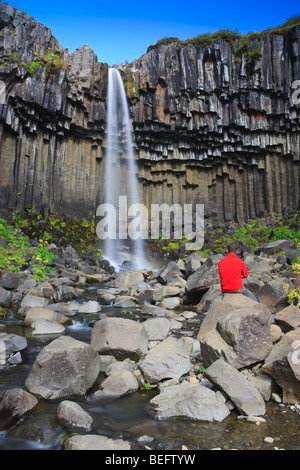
[9,0,300,65]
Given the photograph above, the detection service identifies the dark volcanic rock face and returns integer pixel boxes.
[121,33,300,222]
[0,4,299,222]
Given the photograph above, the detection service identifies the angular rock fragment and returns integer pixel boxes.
[205,359,266,416]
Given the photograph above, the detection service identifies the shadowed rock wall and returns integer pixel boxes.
[0,4,299,223]
[121,32,300,222]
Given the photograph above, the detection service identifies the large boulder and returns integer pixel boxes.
[23,306,69,326]
[91,317,148,360]
[197,293,259,340]
[25,336,101,400]
[185,256,221,294]
[0,286,12,308]
[154,261,181,284]
[142,317,172,341]
[148,380,230,422]
[110,270,144,290]
[62,434,131,450]
[262,328,300,404]
[0,332,27,365]
[152,286,181,302]
[216,306,272,367]
[0,388,38,427]
[26,281,55,299]
[257,278,294,310]
[198,296,272,369]
[20,294,50,309]
[92,369,139,399]
[57,400,93,433]
[138,336,192,383]
[0,272,24,290]
[274,305,300,332]
[31,318,66,336]
[205,359,266,416]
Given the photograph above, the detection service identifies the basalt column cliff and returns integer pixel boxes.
[0,4,299,223]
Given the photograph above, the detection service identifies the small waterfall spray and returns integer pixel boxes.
[103,67,146,270]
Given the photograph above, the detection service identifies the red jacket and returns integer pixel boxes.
[218,253,248,293]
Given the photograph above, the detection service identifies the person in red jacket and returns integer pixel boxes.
[218,241,259,301]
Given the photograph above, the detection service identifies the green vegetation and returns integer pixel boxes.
[0,217,54,281]
[142,382,151,391]
[146,15,300,64]
[0,211,101,282]
[12,211,100,255]
[203,213,300,255]
[286,244,300,308]
[155,212,300,261]
[234,38,262,64]
[19,48,65,77]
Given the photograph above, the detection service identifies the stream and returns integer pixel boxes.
[0,283,299,451]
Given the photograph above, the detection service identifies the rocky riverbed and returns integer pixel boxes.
[0,239,300,450]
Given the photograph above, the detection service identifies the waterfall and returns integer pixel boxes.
[103,67,146,270]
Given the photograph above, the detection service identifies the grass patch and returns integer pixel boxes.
[0,217,54,281]
[146,15,300,65]
[0,211,102,281]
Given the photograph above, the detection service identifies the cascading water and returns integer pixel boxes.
[103,67,146,270]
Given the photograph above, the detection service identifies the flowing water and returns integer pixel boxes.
[0,284,299,451]
[103,68,147,271]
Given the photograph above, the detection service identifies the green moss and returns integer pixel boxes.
[12,211,100,256]
[0,217,54,281]
[17,48,65,77]
[146,15,300,64]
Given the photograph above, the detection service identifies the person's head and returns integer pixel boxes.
[227,242,239,254]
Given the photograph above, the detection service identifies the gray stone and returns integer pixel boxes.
[47,303,76,317]
[196,284,222,312]
[258,240,292,255]
[0,272,24,290]
[92,369,139,398]
[140,304,174,318]
[113,295,139,307]
[111,271,144,289]
[91,317,148,359]
[0,286,13,308]
[78,300,101,313]
[262,328,300,404]
[197,294,258,341]
[20,294,50,309]
[275,305,300,331]
[154,261,181,284]
[27,281,55,299]
[23,306,69,326]
[257,278,293,310]
[138,336,192,383]
[205,359,266,416]
[159,296,181,309]
[216,306,272,368]
[25,336,101,400]
[143,317,171,341]
[0,388,38,421]
[152,286,181,302]
[63,434,131,450]
[186,257,221,294]
[31,318,65,336]
[0,332,27,364]
[148,380,230,422]
[57,400,93,432]
[200,328,239,369]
